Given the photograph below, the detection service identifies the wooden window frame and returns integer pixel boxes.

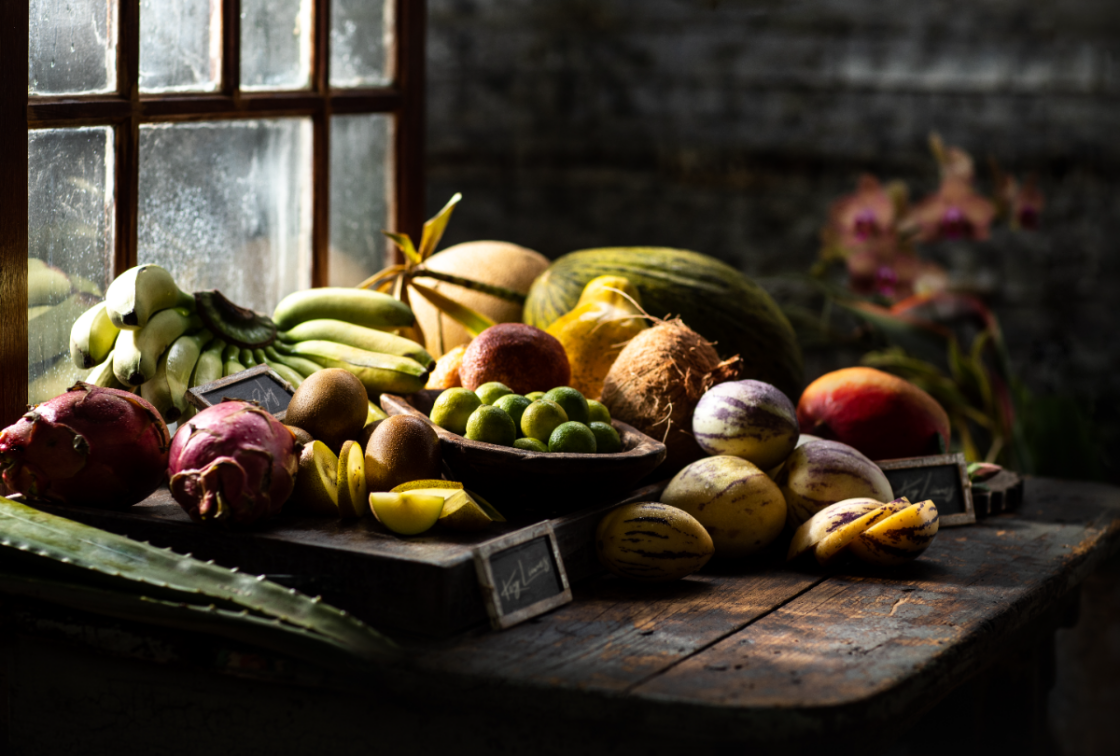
[0,0,425,427]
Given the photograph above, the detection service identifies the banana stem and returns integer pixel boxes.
[406,268,526,305]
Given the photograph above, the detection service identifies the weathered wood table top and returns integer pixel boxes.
[4,477,1119,755]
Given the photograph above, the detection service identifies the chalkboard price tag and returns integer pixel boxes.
[877,452,976,527]
[473,522,572,630]
[186,364,295,422]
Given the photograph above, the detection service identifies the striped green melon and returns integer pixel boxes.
[524,247,803,400]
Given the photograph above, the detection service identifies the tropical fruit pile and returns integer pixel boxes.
[67,264,434,423]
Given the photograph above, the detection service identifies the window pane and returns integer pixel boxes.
[139,0,221,93]
[28,0,118,95]
[241,0,312,90]
[329,115,392,286]
[330,0,394,88]
[137,120,312,316]
[27,128,116,404]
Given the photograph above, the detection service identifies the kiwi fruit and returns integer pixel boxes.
[284,368,368,453]
[365,415,442,492]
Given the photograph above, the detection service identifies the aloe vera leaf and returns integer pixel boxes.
[0,497,397,662]
[0,570,382,668]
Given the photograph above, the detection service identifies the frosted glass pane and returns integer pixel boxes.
[330,0,394,88]
[29,0,118,95]
[137,120,312,316]
[241,0,312,90]
[27,128,116,404]
[139,0,221,92]
[329,115,392,286]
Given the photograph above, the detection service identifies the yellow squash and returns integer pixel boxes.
[545,276,647,400]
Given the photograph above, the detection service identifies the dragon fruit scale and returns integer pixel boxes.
[168,401,298,526]
[0,382,171,508]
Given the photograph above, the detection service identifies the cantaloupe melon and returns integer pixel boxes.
[410,241,550,358]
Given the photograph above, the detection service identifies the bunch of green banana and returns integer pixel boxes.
[64,271,433,423]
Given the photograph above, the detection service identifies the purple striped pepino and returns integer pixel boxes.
[692,379,799,471]
[775,439,894,529]
[168,401,299,527]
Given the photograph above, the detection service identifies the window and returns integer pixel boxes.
[1,1,425,423]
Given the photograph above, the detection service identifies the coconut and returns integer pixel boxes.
[600,319,740,474]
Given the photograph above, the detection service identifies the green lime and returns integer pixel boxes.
[430,387,482,436]
[589,421,621,453]
[465,405,517,446]
[544,386,589,425]
[476,381,514,405]
[493,394,532,433]
[513,437,549,453]
[587,399,611,425]
[520,399,568,442]
[548,421,598,454]
[525,391,546,402]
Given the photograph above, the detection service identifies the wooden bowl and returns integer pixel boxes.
[380,390,667,519]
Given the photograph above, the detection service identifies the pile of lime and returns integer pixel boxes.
[430,383,623,454]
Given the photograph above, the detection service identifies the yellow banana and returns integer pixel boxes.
[272,287,414,331]
[104,264,194,329]
[191,339,226,388]
[165,330,212,417]
[288,340,429,396]
[113,307,201,386]
[70,300,121,368]
[279,318,434,369]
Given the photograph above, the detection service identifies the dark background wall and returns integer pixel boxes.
[425,0,1120,486]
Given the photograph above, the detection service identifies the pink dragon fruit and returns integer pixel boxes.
[168,401,298,526]
[0,382,171,508]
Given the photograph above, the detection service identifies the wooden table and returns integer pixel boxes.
[1,477,1117,755]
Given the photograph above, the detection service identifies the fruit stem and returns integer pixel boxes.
[406,268,526,305]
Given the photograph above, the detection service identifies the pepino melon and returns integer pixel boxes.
[524,248,803,400]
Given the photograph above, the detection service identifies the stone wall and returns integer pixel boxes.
[425,0,1120,482]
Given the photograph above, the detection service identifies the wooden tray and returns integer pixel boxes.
[32,482,667,638]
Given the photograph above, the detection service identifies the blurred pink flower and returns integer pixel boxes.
[903,178,996,242]
[999,174,1044,230]
[825,174,897,250]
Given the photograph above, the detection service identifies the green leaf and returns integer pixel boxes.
[382,231,421,265]
[837,300,951,366]
[410,282,495,337]
[417,193,462,261]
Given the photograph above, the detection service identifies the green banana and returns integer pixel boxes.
[29,292,100,366]
[256,348,304,388]
[141,349,179,423]
[289,339,429,396]
[69,300,121,369]
[191,338,226,388]
[222,343,245,377]
[272,287,414,331]
[165,330,213,417]
[240,348,257,367]
[266,345,325,377]
[28,358,89,406]
[86,350,126,390]
[279,318,434,369]
[27,259,73,306]
[113,307,201,386]
[104,264,194,329]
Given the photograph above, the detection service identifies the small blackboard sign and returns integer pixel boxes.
[473,522,572,630]
[186,364,295,422]
[877,452,976,527]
